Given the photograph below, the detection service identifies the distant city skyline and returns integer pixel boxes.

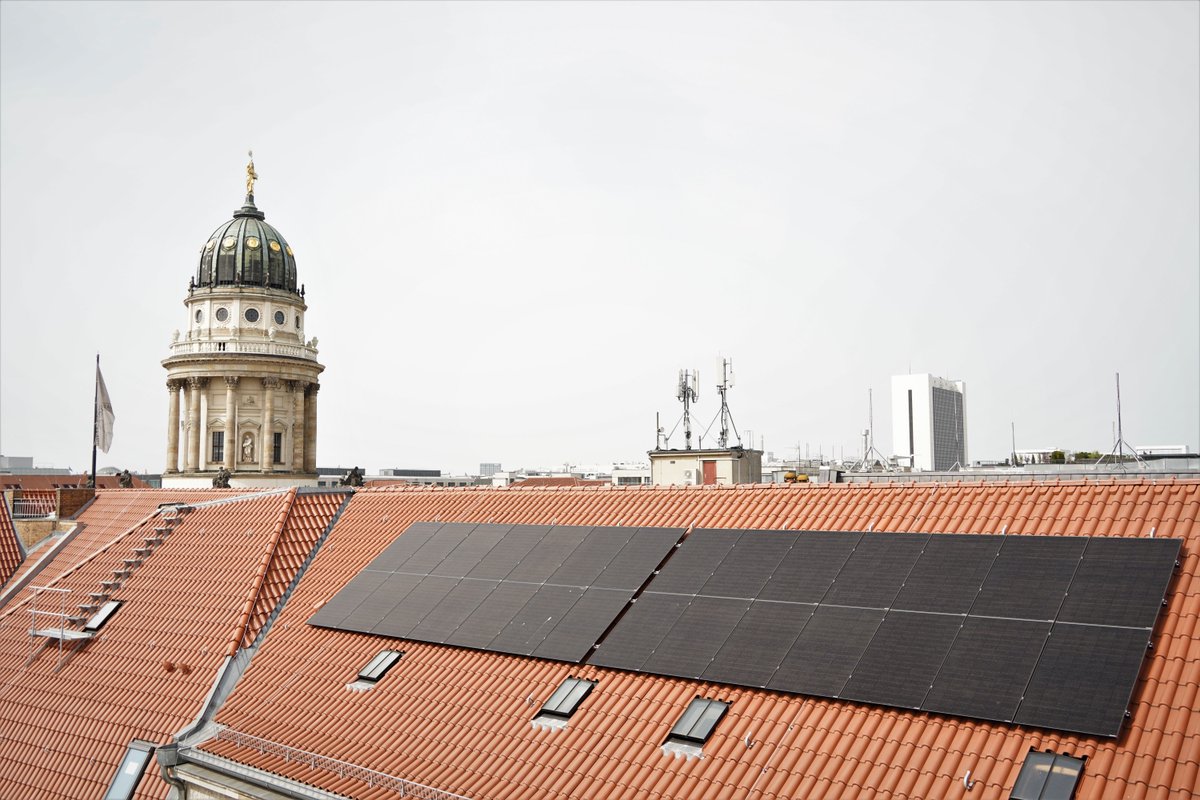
[2,1,1197,475]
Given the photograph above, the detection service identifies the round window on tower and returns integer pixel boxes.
[274,310,286,326]
[246,236,260,249]
[215,307,229,323]
[222,236,236,250]
[245,308,260,323]
[195,309,203,323]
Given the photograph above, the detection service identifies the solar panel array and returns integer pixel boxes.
[311,522,1179,738]
[590,529,1180,737]
[309,523,684,662]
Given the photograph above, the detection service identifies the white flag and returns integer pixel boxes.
[95,364,115,453]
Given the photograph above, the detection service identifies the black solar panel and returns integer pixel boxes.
[372,575,458,639]
[596,527,686,590]
[366,522,443,572]
[506,525,592,583]
[446,582,539,650]
[892,534,1003,614]
[972,537,1086,620]
[702,600,814,688]
[758,530,860,604]
[534,587,632,662]
[769,606,884,697]
[313,522,1178,739]
[700,531,797,599]
[432,524,511,578]
[407,578,496,643]
[841,611,961,709]
[922,617,1050,723]
[466,524,549,581]
[822,533,929,608]
[649,529,741,594]
[487,584,583,656]
[640,596,751,679]
[1014,623,1152,736]
[589,592,690,672]
[549,526,637,587]
[1057,538,1181,628]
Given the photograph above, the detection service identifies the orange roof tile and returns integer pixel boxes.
[509,477,610,488]
[198,480,1200,800]
[0,488,342,799]
[0,496,21,588]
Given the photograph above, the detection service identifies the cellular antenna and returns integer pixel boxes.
[1096,372,1146,469]
[676,368,700,450]
[716,358,742,448]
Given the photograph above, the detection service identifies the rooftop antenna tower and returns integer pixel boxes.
[676,368,700,450]
[715,358,742,448]
[1096,372,1146,470]
[851,388,892,472]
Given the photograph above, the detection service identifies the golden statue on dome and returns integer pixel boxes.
[246,149,258,196]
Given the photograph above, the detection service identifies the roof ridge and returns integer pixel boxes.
[227,488,297,656]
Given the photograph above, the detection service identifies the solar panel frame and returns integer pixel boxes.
[892,534,1003,614]
[822,532,930,609]
[1014,622,1152,737]
[971,536,1086,621]
[589,592,690,672]
[699,531,798,600]
[758,530,863,604]
[768,605,885,697]
[640,596,751,680]
[1057,537,1181,628]
[534,587,634,663]
[922,616,1051,723]
[701,600,815,688]
[840,611,962,709]
[648,529,741,595]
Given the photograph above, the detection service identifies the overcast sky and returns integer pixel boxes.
[1,1,1197,475]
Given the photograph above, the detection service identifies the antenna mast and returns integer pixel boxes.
[716,358,741,448]
[677,369,700,450]
[851,388,892,472]
[1097,372,1146,469]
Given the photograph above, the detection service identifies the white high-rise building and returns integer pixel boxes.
[892,374,967,471]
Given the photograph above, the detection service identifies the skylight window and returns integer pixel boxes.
[102,740,154,800]
[1010,750,1085,800]
[536,677,597,721]
[666,697,729,746]
[357,649,404,683]
[85,600,123,633]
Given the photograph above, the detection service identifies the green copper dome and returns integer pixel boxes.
[193,194,299,295]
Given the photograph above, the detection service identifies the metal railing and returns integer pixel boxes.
[11,496,56,519]
[168,339,318,361]
[212,728,472,800]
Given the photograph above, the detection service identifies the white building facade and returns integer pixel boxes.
[891,374,967,472]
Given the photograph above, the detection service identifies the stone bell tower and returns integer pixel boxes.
[162,154,324,488]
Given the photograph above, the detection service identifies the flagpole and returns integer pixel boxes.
[91,353,99,488]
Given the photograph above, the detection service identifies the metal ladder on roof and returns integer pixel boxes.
[24,504,189,671]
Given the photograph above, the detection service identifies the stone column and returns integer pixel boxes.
[165,380,182,473]
[261,377,278,472]
[304,383,319,473]
[290,381,306,471]
[185,377,204,472]
[224,377,239,471]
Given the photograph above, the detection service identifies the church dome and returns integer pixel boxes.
[193,160,299,294]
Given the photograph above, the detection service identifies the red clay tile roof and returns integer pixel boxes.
[1,489,249,606]
[0,474,149,491]
[201,480,1200,800]
[509,476,609,488]
[0,496,21,588]
[0,489,342,800]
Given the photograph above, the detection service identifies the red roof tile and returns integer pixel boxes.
[509,477,610,488]
[0,489,342,799]
[199,480,1200,800]
[0,497,21,588]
